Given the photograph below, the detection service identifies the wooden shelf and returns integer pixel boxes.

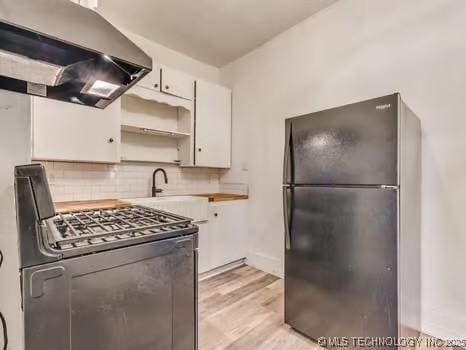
[121,124,190,138]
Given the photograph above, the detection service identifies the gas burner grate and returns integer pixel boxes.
[45,205,193,250]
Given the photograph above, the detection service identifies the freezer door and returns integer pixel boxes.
[285,94,398,185]
[285,187,398,343]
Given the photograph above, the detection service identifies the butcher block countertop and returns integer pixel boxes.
[54,194,248,213]
[54,199,131,213]
[192,193,249,202]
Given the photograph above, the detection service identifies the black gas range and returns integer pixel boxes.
[15,164,198,350]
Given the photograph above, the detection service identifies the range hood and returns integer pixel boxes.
[0,0,152,109]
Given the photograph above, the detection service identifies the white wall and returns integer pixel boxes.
[221,0,466,339]
[119,28,222,84]
[0,91,32,350]
[99,5,222,83]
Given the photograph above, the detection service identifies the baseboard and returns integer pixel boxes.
[247,252,283,278]
[422,305,466,339]
[198,258,246,281]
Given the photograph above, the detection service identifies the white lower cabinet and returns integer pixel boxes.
[208,200,248,269]
[127,197,247,275]
[197,222,211,274]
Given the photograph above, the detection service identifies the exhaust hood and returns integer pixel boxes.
[0,0,152,109]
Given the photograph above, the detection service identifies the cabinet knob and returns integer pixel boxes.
[214,213,218,217]
[154,83,159,88]
[198,148,202,152]
[108,138,114,143]
[165,85,170,90]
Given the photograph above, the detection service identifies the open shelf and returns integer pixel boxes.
[121,131,184,164]
[121,124,191,138]
[125,85,193,111]
[120,94,194,166]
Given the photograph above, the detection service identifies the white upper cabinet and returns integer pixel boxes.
[130,65,194,107]
[32,97,121,163]
[161,66,195,101]
[195,80,232,168]
[137,64,161,92]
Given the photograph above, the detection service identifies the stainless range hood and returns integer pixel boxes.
[0,0,152,109]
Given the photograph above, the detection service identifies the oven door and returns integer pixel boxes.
[22,235,196,350]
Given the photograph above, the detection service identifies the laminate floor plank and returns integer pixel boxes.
[199,265,316,350]
[199,265,446,350]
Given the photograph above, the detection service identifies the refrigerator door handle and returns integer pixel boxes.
[283,121,294,184]
[283,186,292,250]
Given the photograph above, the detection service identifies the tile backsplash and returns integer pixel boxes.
[41,161,236,202]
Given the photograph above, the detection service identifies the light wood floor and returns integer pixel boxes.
[199,265,321,350]
[199,265,450,350]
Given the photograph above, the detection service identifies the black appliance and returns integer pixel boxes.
[283,93,422,346]
[14,164,198,350]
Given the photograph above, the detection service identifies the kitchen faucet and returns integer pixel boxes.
[152,168,168,197]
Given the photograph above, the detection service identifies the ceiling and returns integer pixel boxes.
[98,0,337,67]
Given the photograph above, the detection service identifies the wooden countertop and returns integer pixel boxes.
[54,199,131,213]
[54,194,248,212]
[192,193,249,202]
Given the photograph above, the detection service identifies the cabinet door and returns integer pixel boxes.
[197,222,211,274]
[137,64,161,92]
[209,201,247,268]
[32,97,121,163]
[195,80,231,168]
[161,67,194,100]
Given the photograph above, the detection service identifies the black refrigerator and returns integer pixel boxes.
[283,93,421,344]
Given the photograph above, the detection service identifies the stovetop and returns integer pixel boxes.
[44,205,195,253]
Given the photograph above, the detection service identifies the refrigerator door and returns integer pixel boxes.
[285,186,398,342]
[284,94,398,185]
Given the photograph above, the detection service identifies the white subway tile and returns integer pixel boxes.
[44,161,241,200]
